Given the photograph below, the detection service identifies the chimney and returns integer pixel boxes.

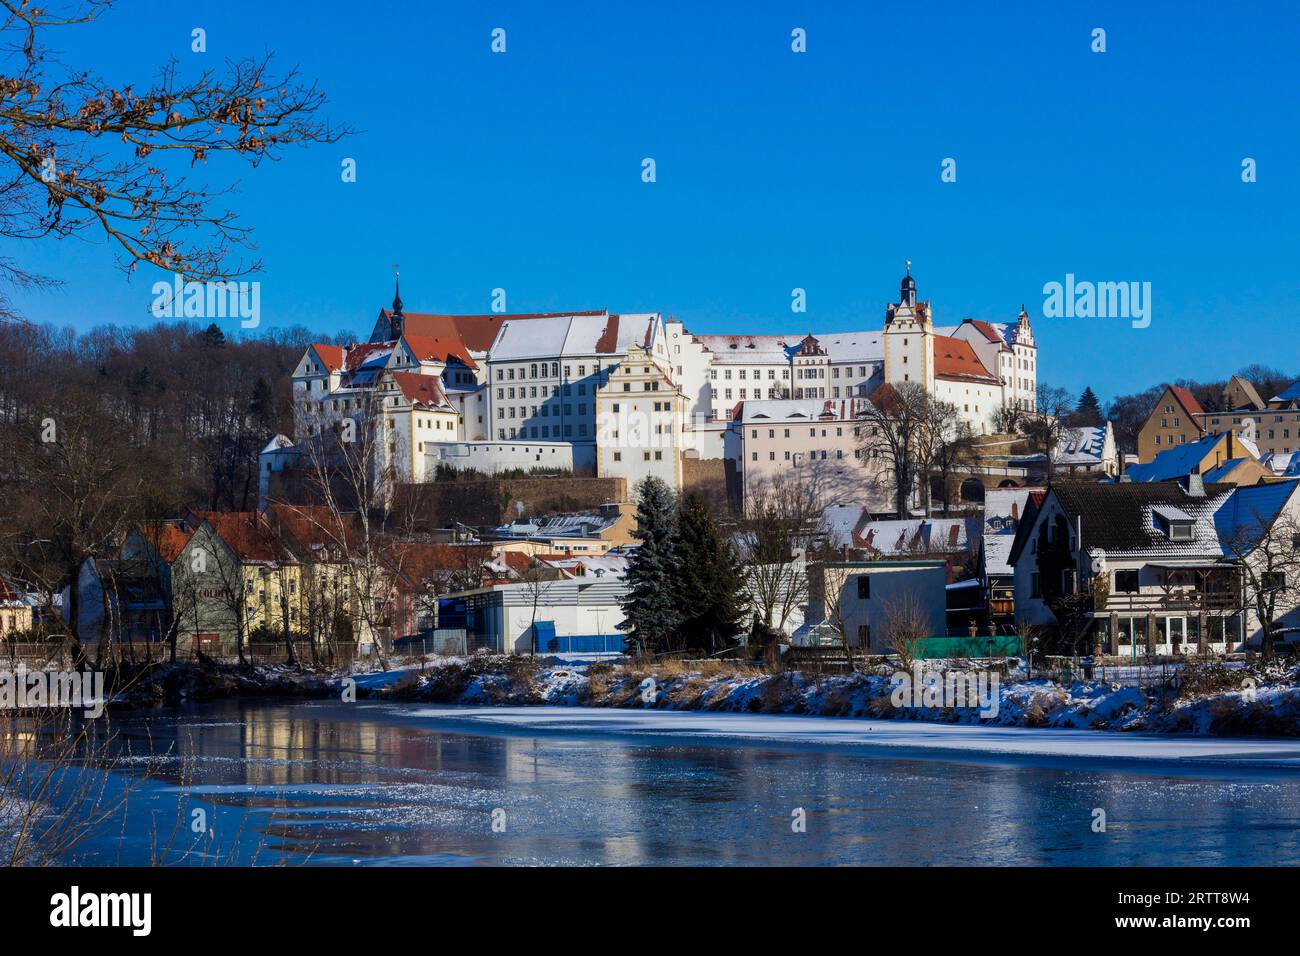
[1183,472,1205,497]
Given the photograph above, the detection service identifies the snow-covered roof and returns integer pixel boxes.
[737,397,871,424]
[697,334,796,365]
[487,312,660,361]
[1213,480,1300,551]
[1055,424,1109,465]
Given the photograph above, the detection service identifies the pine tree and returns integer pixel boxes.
[618,477,680,655]
[1074,386,1102,426]
[675,493,748,653]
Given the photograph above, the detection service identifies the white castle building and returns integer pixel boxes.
[666,267,1037,436]
[283,269,1038,492]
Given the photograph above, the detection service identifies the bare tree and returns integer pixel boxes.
[518,556,561,657]
[881,590,928,668]
[740,472,820,633]
[858,381,930,518]
[1221,505,1300,660]
[1024,383,1074,478]
[0,1,347,288]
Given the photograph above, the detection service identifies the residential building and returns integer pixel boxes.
[1125,431,1264,485]
[981,486,1046,624]
[1009,477,1300,654]
[729,397,890,507]
[1137,385,1205,462]
[444,577,628,654]
[1196,378,1300,459]
[1054,422,1118,476]
[803,560,949,651]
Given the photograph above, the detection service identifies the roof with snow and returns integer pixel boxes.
[1045,481,1233,557]
[696,334,797,364]
[1213,480,1299,552]
[1124,433,1224,482]
[736,397,872,424]
[488,313,659,361]
[1271,381,1300,404]
[1055,424,1110,466]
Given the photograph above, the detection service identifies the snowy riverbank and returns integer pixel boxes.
[375,655,1300,738]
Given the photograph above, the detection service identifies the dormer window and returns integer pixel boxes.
[1153,505,1194,541]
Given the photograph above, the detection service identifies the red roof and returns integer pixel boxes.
[933,335,999,384]
[390,371,453,409]
[401,333,477,370]
[594,314,620,354]
[135,522,193,562]
[343,341,391,373]
[1167,385,1204,416]
[192,511,288,563]
[312,344,344,372]
[385,310,606,354]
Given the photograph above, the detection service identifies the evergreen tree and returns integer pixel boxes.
[675,493,748,653]
[618,477,680,654]
[1073,386,1102,426]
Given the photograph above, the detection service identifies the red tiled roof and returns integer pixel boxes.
[933,335,999,384]
[595,314,620,355]
[192,511,288,563]
[1168,385,1204,416]
[966,319,1004,344]
[343,341,391,372]
[401,333,477,370]
[312,344,344,372]
[390,371,452,409]
[135,522,193,563]
[385,310,606,354]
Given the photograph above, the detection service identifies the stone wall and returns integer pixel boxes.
[396,476,628,529]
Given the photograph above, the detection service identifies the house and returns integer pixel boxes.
[802,560,949,651]
[0,578,34,636]
[1009,476,1300,655]
[169,508,381,657]
[728,397,890,508]
[443,576,628,654]
[1124,431,1263,485]
[1054,422,1118,476]
[1137,385,1205,462]
[981,486,1047,625]
[1196,378,1300,459]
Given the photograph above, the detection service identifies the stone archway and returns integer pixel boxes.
[960,477,985,503]
[997,478,1019,488]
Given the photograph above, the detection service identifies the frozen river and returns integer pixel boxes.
[28,699,1300,866]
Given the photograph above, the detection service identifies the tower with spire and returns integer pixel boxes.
[389,269,404,339]
[883,260,934,392]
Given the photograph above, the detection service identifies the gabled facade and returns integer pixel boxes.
[1137,385,1206,462]
[1009,477,1300,655]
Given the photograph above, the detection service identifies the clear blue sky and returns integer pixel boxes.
[5,0,1298,402]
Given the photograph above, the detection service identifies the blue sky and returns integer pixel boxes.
[5,0,1298,401]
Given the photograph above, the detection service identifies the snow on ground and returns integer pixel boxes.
[404,705,1300,768]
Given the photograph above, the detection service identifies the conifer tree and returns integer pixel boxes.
[675,493,748,652]
[1073,386,1102,426]
[618,477,680,654]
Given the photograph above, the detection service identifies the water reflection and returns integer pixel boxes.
[6,700,1298,866]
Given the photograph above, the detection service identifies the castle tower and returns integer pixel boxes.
[883,262,934,392]
[390,271,405,339]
